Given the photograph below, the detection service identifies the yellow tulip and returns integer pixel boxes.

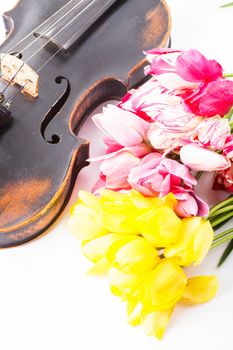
[68,191,107,240]
[86,257,110,276]
[138,206,182,247]
[138,259,187,311]
[182,275,218,304]
[83,234,139,276]
[127,299,143,327]
[107,237,160,297]
[68,189,219,340]
[164,217,214,266]
[141,308,174,340]
[100,189,168,235]
[111,236,160,274]
[100,190,139,234]
[108,267,148,298]
[82,233,130,276]
[164,192,178,210]
[82,233,128,262]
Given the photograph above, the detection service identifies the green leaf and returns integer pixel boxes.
[218,240,233,266]
[221,2,233,8]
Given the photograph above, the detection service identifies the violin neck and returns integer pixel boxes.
[34,0,119,53]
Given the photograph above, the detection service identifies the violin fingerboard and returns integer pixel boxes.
[34,0,120,52]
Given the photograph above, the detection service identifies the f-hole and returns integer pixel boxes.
[41,76,70,144]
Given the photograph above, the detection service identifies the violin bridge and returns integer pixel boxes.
[0,54,39,98]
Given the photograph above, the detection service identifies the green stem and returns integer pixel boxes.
[224,107,233,120]
[218,240,233,266]
[208,196,233,217]
[224,73,233,77]
[221,2,233,8]
[211,232,233,249]
[210,211,233,228]
[208,205,233,218]
[213,227,233,241]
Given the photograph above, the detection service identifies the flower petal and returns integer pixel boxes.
[182,275,218,303]
[176,49,223,83]
[139,206,182,247]
[141,308,174,340]
[113,237,159,274]
[93,104,149,147]
[180,144,231,171]
[140,260,187,310]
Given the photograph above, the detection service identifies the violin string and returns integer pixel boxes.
[36,47,64,73]
[7,0,76,54]
[37,0,111,74]
[1,62,24,94]
[24,0,96,65]
[5,82,28,108]
[15,0,86,56]
[1,0,96,95]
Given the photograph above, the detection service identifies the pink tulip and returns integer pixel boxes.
[120,79,168,120]
[223,135,233,159]
[89,143,151,163]
[92,104,149,147]
[103,137,123,154]
[173,187,209,217]
[155,72,198,90]
[147,111,202,150]
[176,49,223,83]
[147,125,187,150]
[144,50,181,76]
[92,150,140,192]
[120,78,200,123]
[142,48,233,118]
[144,48,182,56]
[184,79,233,117]
[128,153,196,197]
[144,48,223,84]
[89,144,151,193]
[180,144,231,171]
[190,116,231,150]
[213,162,233,193]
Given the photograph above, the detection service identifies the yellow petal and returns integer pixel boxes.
[140,259,187,310]
[68,191,107,240]
[127,299,143,327]
[193,220,214,266]
[128,190,164,209]
[86,257,110,276]
[163,193,177,210]
[114,237,159,274]
[79,190,102,210]
[108,267,146,298]
[182,275,218,304]
[139,207,182,247]
[164,217,202,265]
[101,196,138,234]
[164,217,213,266]
[82,233,127,262]
[141,308,174,340]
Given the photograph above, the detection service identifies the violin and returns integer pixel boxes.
[0,0,171,247]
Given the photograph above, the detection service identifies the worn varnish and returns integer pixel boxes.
[0,0,171,247]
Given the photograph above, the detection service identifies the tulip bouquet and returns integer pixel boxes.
[68,48,233,339]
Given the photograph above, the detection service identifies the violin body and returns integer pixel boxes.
[0,0,171,247]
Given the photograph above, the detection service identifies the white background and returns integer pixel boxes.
[0,0,233,349]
